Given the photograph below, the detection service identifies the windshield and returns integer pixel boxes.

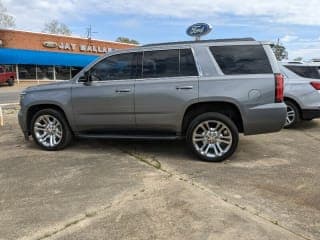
[284,65,320,79]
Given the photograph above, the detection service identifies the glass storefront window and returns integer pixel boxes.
[16,65,83,81]
[71,67,83,77]
[3,65,14,72]
[18,64,36,80]
[37,65,54,80]
[56,66,71,80]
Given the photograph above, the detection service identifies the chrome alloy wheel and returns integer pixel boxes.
[192,120,233,158]
[33,115,63,148]
[285,105,296,127]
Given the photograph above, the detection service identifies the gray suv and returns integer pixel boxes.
[18,38,286,162]
[280,62,320,128]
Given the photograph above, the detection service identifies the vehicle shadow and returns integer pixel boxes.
[74,138,195,161]
[296,120,320,130]
[71,138,259,164]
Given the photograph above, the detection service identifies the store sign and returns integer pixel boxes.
[43,41,58,48]
[42,41,111,53]
[186,23,212,39]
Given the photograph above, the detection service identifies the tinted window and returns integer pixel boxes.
[142,49,198,78]
[143,49,179,78]
[284,65,320,79]
[210,45,273,75]
[180,49,198,76]
[91,52,141,81]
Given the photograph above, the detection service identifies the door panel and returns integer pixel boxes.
[72,80,134,132]
[71,52,141,132]
[135,76,198,132]
[135,48,199,133]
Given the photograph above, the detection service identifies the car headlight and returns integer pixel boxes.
[20,91,27,102]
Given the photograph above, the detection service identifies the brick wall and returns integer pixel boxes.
[0,29,136,55]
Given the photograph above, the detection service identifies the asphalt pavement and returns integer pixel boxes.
[0,109,319,240]
[0,82,36,104]
[0,91,20,104]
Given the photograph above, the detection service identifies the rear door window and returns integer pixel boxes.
[179,49,198,76]
[143,49,179,78]
[209,45,273,75]
[284,65,320,79]
[142,49,198,78]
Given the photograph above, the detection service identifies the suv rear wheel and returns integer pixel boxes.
[31,109,73,150]
[284,101,300,128]
[186,112,239,162]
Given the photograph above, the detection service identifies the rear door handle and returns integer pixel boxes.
[176,86,193,90]
[115,89,131,93]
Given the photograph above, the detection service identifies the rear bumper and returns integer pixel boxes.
[302,108,320,120]
[243,103,287,135]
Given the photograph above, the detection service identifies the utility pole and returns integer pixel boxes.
[86,25,97,45]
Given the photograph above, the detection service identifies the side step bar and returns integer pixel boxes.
[77,133,182,140]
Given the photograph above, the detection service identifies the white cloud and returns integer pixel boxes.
[289,47,320,60]
[2,0,320,31]
[2,0,320,60]
[281,35,299,43]
[285,38,320,60]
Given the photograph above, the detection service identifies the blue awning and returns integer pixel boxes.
[0,48,99,67]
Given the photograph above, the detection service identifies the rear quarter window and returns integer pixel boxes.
[209,45,273,75]
[284,65,320,79]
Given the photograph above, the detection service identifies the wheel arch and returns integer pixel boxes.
[181,101,244,135]
[26,104,72,133]
[284,96,302,116]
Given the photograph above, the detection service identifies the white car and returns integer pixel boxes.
[280,62,320,128]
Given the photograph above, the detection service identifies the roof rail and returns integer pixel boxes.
[287,61,303,64]
[142,38,256,47]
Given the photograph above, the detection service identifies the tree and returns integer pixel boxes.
[42,20,71,35]
[271,38,288,61]
[116,37,139,45]
[0,1,16,28]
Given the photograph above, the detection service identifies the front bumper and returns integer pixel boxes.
[301,108,320,120]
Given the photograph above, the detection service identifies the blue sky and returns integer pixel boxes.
[3,0,320,60]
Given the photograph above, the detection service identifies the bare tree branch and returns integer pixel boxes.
[42,20,72,35]
[0,0,16,28]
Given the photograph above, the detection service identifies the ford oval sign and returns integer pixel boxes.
[186,23,212,40]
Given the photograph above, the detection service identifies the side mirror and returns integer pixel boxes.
[78,71,92,85]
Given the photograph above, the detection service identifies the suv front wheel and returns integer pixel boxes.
[186,112,239,162]
[31,109,73,150]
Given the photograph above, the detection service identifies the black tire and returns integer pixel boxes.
[284,100,301,129]
[186,112,239,162]
[7,78,14,86]
[30,109,73,150]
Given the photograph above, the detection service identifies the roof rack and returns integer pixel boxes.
[142,38,256,47]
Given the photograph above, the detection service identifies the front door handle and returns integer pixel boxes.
[115,89,131,93]
[176,86,193,90]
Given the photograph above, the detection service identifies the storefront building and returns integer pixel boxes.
[0,29,136,81]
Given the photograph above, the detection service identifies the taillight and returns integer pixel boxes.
[275,73,284,103]
[310,81,320,90]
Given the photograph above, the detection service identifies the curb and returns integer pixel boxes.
[0,103,19,126]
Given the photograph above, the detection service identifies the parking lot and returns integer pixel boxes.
[0,82,45,104]
[0,107,319,240]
